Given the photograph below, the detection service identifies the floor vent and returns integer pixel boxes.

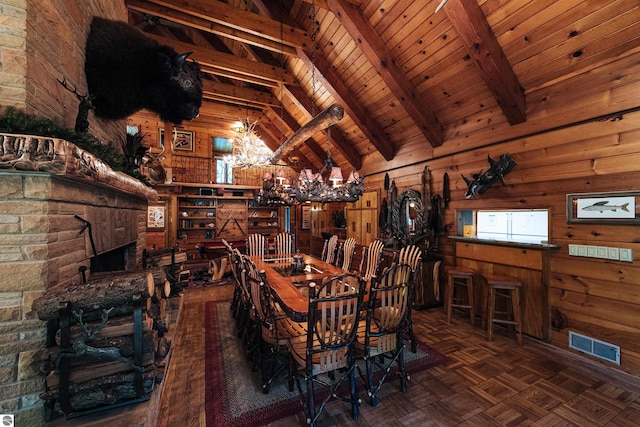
[568,331,620,365]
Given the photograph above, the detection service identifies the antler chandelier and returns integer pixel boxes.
[223,119,272,169]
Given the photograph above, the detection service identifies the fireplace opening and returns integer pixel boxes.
[91,242,136,273]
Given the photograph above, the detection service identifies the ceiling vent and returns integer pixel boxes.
[568,331,620,365]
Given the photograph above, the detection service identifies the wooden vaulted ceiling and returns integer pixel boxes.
[125,0,640,173]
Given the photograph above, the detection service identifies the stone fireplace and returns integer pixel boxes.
[0,159,155,424]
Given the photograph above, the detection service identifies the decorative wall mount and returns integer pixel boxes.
[0,133,157,200]
[462,154,517,199]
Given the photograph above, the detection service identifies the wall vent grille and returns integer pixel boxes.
[568,331,620,365]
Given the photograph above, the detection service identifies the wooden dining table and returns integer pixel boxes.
[248,253,346,321]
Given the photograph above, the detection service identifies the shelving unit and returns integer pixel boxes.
[248,204,280,236]
[154,183,280,261]
[176,196,218,258]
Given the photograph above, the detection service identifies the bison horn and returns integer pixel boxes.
[174,52,192,65]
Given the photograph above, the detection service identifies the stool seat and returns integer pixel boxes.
[484,274,522,345]
[445,269,475,326]
[484,275,521,289]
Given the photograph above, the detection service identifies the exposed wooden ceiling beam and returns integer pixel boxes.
[197,100,263,122]
[253,0,369,166]
[201,80,278,108]
[296,49,394,161]
[140,0,310,51]
[143,33,298,86]
[298,0,362,9]
[326,0,443,147]
[443,0,526,124]
[126,0,310,55]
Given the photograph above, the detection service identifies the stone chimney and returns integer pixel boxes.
[0,1,145,424]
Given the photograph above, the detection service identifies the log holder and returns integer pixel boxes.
[45,293,148,420]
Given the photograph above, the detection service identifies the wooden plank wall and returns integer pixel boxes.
[361,109,640,377]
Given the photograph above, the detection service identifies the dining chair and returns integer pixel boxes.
[226,243,245,321]
[321,234,338,264]
[288,273,367,426]
[244,260,306,393]
[359,239,385,282]
[332,241,344,267]
[340,237,357,271]
[355,263,414,406]
[232,255,257,366]
[247,233,266,257]
[397,244,422,352]
[275,231,294,255]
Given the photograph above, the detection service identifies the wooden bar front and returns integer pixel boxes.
[451,237,559,341]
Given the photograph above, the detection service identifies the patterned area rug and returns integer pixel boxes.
[204,300,450,427]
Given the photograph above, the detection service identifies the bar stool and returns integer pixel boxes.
[484,275,522,345]
[445,269,475,325]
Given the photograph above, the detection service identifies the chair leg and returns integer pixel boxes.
[365,356,376,407]
[306,370,316,426]
[405,310,418,353]
[445,275,453,323]
[349,357,360,420]
[487,286,496,341]
[512,287,523,345]
[466,279,475,326]
[398,333,407,393]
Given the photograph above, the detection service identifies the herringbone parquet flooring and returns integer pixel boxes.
[50,284,640,426]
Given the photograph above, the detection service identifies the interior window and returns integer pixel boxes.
[458,209,549,244]
[215,158,233,184]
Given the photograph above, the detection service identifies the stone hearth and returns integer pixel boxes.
[0,135,156,424]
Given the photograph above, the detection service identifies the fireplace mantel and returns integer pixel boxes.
[0,133,157,201]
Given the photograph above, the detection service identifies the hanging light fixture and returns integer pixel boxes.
[256,166,295,206]
[223,116,272,169]
[259,0,364,204]
[290,0,364,203]
[294,125,364,202]
[256,7,294,207]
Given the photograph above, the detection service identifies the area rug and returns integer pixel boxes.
[204,300,450,427]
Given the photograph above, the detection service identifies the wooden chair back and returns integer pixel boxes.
[247,233,266,257]
[397,244,422,272]
[359,239,385,282]
[340,238,357,271]
[333,242,344,267]
[321,235,339,264]
[275,232,294,255]
[367,264,414,349]
[306,273,366,373]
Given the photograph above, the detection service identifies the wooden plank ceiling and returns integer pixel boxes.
[125,0,640,173]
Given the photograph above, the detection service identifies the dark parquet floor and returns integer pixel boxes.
[50,284,640,426]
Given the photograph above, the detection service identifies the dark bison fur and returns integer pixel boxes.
[85,17,202,124]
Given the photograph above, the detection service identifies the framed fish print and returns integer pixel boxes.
[566,191,640,224]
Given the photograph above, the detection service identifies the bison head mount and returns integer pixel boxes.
[84,17,202,125]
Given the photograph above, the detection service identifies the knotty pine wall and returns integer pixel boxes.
[358,51,640,377]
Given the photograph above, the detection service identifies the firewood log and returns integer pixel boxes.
[54,313,152,341]
[33,268,165,321]
[46,353,155,389]
[40,369,157,411]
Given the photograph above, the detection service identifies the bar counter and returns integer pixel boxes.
[448,236,560,341]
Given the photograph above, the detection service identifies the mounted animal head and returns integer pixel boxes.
[85,17,202,125]
[141,144,166,185]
